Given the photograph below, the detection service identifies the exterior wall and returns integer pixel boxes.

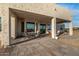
[10,11,22,39]
[10,11,16,39]
[10,11,22,38]
[0,6,3,47]
[16,18,22,37]
[0,4,9,47]
[8,3,71,21]
[9,3,71,20]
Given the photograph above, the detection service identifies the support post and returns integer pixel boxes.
[24,19,26,33]
[51,17,56,39]
[37,23,40,33]
[69,21,73,36]
[35,21,37,33]
[46,24,48,34]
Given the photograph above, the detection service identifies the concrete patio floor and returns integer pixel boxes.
[0,30,79,56]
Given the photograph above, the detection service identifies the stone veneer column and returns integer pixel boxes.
[51,17,56,39]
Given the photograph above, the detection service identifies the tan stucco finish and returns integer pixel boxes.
[0,4,9,47]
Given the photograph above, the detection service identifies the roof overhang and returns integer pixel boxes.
[8,3,72,21]
[10,8,71,24]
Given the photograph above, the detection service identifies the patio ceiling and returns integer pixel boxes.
[10,8,70,24]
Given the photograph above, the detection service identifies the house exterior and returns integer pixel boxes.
[0,3,73,48]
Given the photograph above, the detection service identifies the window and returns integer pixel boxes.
[26,22,35,32]
[48,24,51,30]
[0,17,1,31]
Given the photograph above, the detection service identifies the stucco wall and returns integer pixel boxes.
[0,3,71,21]
[0,4,9,47]
[8,3,71,20]
[0,5,2,47]
[16,18,22,37]
[10,12,16,39]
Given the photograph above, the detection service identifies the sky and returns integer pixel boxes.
[57,3,79,27]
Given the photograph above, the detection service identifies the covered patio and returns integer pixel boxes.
[9,7,73,44]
